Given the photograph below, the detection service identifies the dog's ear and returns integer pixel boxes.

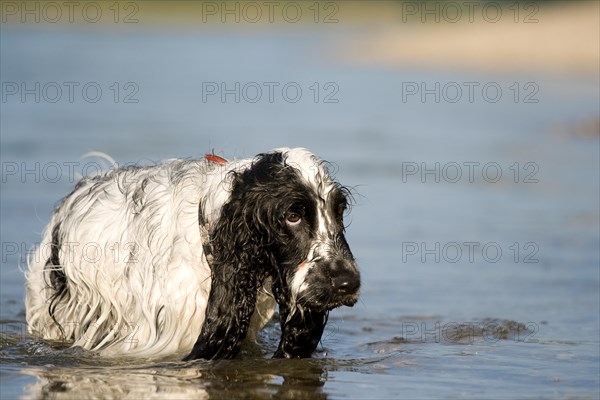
[183,157,285,361]
[183,195,270,360]
[182,261,260,360]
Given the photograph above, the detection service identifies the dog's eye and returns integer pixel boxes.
[286,212,302,226]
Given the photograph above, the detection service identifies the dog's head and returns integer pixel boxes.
[225,148,360,312]
[184,148,360,360]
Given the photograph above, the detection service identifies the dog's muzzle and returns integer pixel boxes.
[299,257,361,312]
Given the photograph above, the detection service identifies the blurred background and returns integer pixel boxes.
[1,1,598,399]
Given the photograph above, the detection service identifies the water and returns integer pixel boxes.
[1,21,599,400]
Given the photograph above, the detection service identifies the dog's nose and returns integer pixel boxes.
[331,270,360,295]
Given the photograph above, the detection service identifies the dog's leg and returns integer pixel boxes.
[273,304,327,359]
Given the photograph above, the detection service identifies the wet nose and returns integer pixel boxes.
[331,269,360,295]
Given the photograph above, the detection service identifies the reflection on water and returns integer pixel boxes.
[19,359,328,400]
[5,327,330,400]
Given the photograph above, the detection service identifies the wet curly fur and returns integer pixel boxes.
[26,148,360,360]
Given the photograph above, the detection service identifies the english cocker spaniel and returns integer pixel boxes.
[26,148,360,360]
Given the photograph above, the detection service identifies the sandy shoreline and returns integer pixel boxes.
[336,1,599,78]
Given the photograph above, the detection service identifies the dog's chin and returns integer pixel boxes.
[299,294,360,313]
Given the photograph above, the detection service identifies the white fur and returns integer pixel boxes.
[25,148,330,358]
[283,148,342,306]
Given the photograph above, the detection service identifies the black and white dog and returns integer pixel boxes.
[26,148,360,360]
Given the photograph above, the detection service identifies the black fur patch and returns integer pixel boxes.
[46,222,69,335]
[184,151,357,360]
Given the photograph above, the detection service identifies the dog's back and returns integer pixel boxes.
[26,160,217,357]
